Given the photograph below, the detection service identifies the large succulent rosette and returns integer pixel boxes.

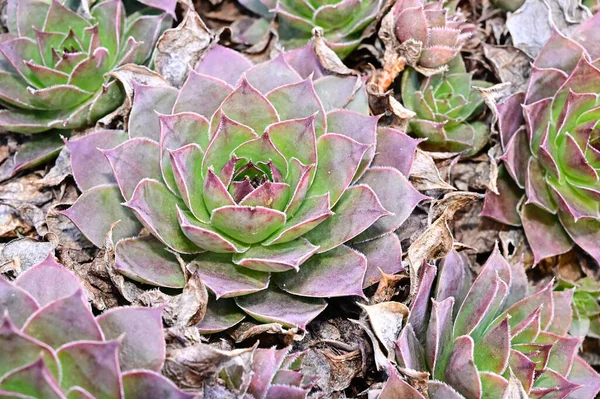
[392,0,471,69]
[0,255,191,398]
[380,248,600,399]
[401,56,491,154]
[481,14,600,265]
[0,0,173,134]
[236,0,384,59]
[63,44,426,332]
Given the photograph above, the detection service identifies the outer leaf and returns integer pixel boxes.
[97,307,165,372]
[235,287,327,328]
[273,245,367,298]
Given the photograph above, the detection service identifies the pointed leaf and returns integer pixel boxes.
[102,138,161,201]
[174,70,233,117]
[97,307,165,372]
[16,255,81,307]
[125,179,201,254]
[0,358,62,399]
[58,341,121,399]
[444,336,481,399]
[354,167,426,242]
[178,208,249,254]
[307,133,370,206]
[115,236,185,289]
[61,184,142,248]
[188,253,269,298]
[304,185,389,253]
[232,238,318,272]
[0,278,39,329]
[266,78,326,137]
[129,83,178,141]
[210,206,286,245]
[195,45,252,86]
[122,370,193,399]
[67,130,128,191]
[218,78,279,133]
[197,297,246,334]
[235,287,327,328]
[273,245,367,298]
[263,194,333,245]
[0,317,59,381]
[23,290,102,349]
[353,233,403,288]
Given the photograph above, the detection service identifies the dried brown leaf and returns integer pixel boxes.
[154,10,214,88]
[163,342,255,391]
[358,302,408,360]
[410,149,455,192]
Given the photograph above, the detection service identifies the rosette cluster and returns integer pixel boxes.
[392,0,471,69]
[0,0,173,133]
[63,43,426,331]
[237,0,384,59]
[0,255,191,399]
[482,13,600,265]
[380,248,600,399]
[401,56,491,154]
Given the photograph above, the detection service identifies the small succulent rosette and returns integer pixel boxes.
[392,0,471,69]
[401,56,491,155]
[555,277,600,338]
[219,346,315,398]
[481,13,600,265]
[0,255,191,398]
[379,248,600,399]
[0,0,174,134]
[236,0,384,59]
[63,43,426,332]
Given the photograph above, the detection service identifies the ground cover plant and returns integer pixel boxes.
[1,0,600,397]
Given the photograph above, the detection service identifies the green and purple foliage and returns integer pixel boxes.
[220,346,315,398]
[555,277,600,338]
[392,0,471,69]
[0,255,192,399]
[401,56,491,154]
[237,0,384,59]
[379,248,600,399]
[482,12,600,266]
[63,43,426,332]
[0,0,174,134]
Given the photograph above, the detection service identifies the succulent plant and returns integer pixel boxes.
[401,56,491,154]
[0,0,174,134]
[63,43,425,332]
[378,248,600,399]
[0,254,192,399]
[219,346,315,398]
[236,0,384,59]
[555,277,600,338]
[391,0,471,69]
[481,13,600,265]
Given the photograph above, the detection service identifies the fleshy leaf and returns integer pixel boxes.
[115,235,186,288]
[210,206,286,245]
[23,290,102,349]
[188,253,269,298]
[122,370,194,399]
[232,238,318,272]
[97,307,165,372]
[304,185,389,253]
[273,245,367,298]
[15,255,81,307]
[58,341,121,399]
[197,297,246,334]
[61,184,142,248]
[235,286,327,328]
[125,179,201,254]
